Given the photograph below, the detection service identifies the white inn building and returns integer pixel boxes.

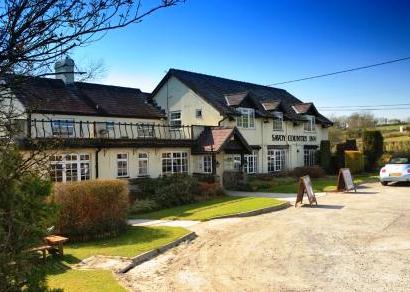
[5,57,332,184]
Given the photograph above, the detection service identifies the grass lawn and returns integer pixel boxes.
[248,173,379,193]
[65,226,190,259]
[135,196,286,221]
[47,267,126,292]
[42,226,190,291]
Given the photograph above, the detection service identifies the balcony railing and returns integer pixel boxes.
[29,119,194,141]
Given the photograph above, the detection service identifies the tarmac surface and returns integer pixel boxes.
[120,182,410,292]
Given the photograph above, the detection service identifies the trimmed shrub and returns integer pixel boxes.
[52,180,129,242]
[196,182,225,200]
[223,171,247,190]
[291,166,326,178]
[336,139,358,170]
[363,131,384,171]
[129,199,160,215]
[344,151,364,174]
[319,140,331,173]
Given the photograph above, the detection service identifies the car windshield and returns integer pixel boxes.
[389,157,409,164]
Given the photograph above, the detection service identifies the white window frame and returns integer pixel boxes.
[244,150,258,174]
[117,153,129,178]
[272,112,283,131]
[236,107,255,129]
[202,155,212,173]
[195,109,203,119]
[233,155,242,171]
[51,119,75,137]
[49,153,91,182]
[304,115,316,132]
[304,148,316,166]
[170,110,182,129]
[138,152,149,176]
[268,149,286,172]
[161,151,189,175]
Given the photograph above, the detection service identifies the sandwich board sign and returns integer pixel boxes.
[295,175,318,207]
[337,168,357,192]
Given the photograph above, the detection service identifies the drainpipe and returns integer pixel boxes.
[95,148,101,179]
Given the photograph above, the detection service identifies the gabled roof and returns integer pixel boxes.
[6,76,165,119]
[193,126,252,154]
[152,69,332,126]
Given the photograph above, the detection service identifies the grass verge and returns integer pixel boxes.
[135,196,286,221]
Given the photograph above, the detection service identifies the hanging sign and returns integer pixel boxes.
[295,175,318,207]
[337,168,357,192]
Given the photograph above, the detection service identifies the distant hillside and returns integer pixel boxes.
[329,123,410,152]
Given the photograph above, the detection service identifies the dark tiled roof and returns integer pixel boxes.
[153,69,332,125]
[8,76,165,119]
[193,126,252,154]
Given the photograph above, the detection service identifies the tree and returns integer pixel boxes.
[0,0,184,290]
[362,130,384,171]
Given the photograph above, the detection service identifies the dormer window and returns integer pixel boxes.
[272,112,283,131]
[236,107,255,129]
[304,115,316,132]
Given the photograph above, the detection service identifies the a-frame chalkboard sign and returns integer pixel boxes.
[295,175,318,207]
[337,168,357,192]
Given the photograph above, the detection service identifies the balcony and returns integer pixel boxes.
[20,119,201,149]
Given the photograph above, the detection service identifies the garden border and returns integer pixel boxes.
[119,231,197,273]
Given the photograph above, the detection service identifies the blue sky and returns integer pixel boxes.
[74,0,410,119]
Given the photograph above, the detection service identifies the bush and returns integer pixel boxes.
[336,139,358,170]
[363,131,384,171]
[291,166,326,178]
[344,151,364,174]
[52,180,129,242]
[196,182,225,200]
[319,140,331,173]
[223,171,247,190]
[129,199,160,215]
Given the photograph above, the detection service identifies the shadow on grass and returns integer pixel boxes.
[34,254,81,279]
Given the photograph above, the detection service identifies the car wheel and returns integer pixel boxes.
[381,181,388,186]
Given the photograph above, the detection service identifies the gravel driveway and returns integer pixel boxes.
[119,182,410,291]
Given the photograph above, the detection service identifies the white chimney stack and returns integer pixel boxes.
[55,56,75,84]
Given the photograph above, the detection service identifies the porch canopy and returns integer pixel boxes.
[192,126,252,155]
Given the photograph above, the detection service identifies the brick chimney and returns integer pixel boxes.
[54,56,75,84]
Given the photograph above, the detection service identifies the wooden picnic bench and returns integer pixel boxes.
[30,235,68,260]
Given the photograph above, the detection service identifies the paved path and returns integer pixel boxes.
[119,182,410,291]
[226,189,327,202]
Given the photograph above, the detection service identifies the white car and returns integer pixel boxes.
[380,156,410,186]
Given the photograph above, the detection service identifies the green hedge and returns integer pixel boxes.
[363,131,384,171]
[345,150,364,174]
[319,140,331,173]
[52,180,129,242]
